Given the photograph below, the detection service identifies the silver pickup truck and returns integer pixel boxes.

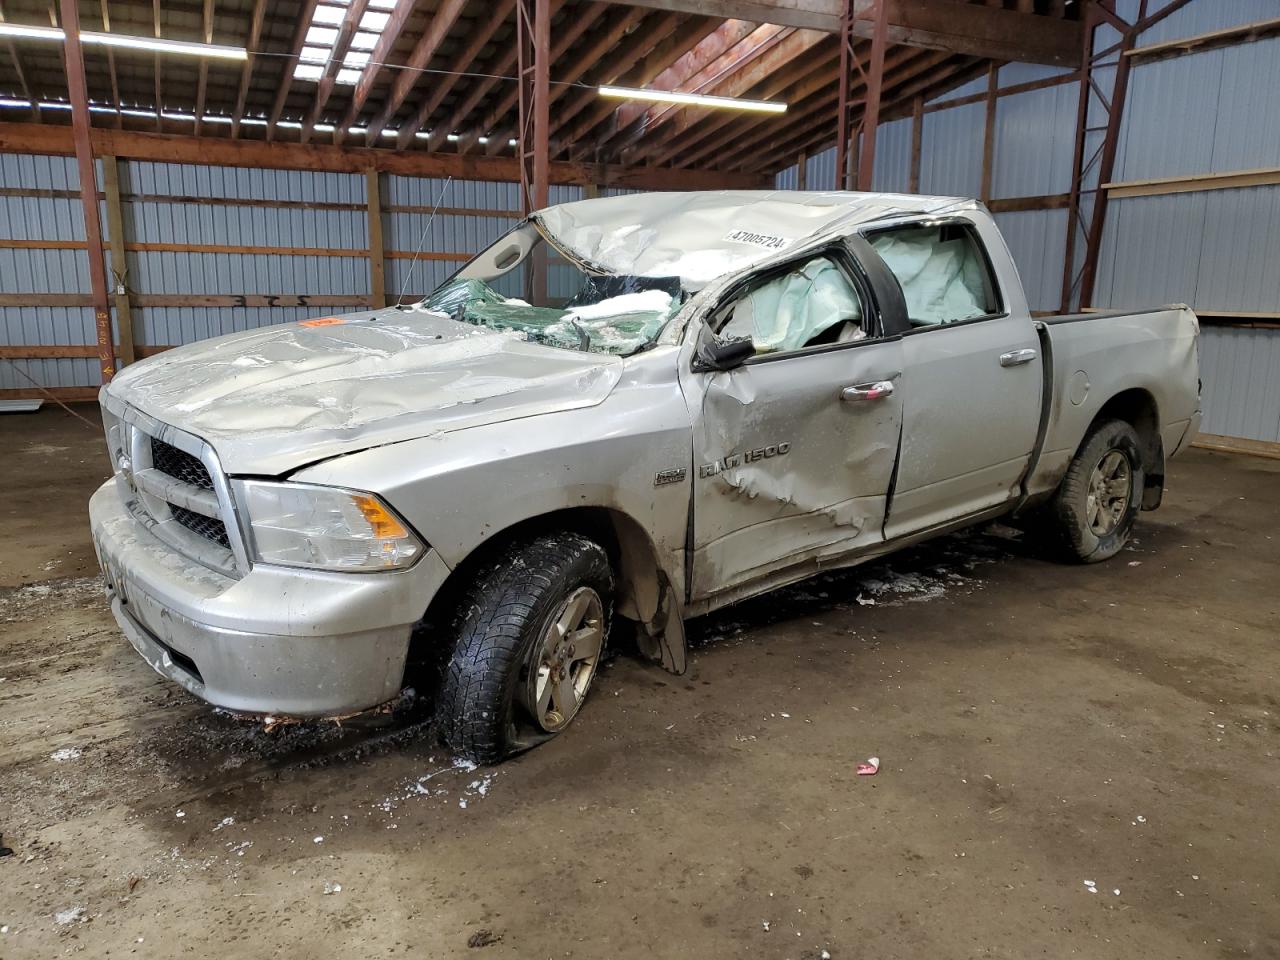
[90,190,1201,762]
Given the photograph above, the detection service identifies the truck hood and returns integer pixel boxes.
[103,307,623,475]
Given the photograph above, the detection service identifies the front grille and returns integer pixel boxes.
[170,504,231,550]
[151,437,213,490]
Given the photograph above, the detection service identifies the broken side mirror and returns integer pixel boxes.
[695,337,755,372]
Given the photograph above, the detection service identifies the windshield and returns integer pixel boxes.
[422,222,683,356]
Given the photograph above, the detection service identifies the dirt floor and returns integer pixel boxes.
[1,405,1278,960]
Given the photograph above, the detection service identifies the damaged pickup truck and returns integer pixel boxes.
[90,191,1201,762]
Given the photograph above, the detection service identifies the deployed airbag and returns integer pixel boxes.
[721,257,863,353]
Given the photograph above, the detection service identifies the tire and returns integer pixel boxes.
[435,532,614,764]
[1041,418,1145,564]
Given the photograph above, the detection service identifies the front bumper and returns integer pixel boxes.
[89,479,452,717]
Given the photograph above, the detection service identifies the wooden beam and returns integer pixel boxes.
[59,0,114,384]
[1192,433,1280,462]
[194,0,214,137]
[232,0,268,138]
[1104,166,1280,199]
[97,0,121,126]
[393,0,514,150]
[606,0,1081,66]
[366,169,386,308]
[985,192,1069,213]
[101,156,135,367]
[1128,16,1280,63]
[649,38,837,167]
[516,0,550,213]
[0,122,770,190]
[361,0,468,145]
[341,0,422,138]
[625,27,827,164]
[552,11,702,152]
[0,1,40,122]
[266,0,321,141]
[303,0,371,143]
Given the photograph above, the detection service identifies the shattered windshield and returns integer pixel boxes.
[423,221,683,356]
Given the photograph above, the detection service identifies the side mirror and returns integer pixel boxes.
[695,337,755,372]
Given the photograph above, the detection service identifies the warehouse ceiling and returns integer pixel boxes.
[0,0,1082,175]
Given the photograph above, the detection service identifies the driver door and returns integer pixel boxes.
[680,246,905,602]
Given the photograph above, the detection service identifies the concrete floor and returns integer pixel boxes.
[1,405,1278,960]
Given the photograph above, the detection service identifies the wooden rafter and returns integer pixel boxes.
[742,49,963,173]
[339,0,420,140]
[477,3,640,156]
[550,12,715,153]
[624,26,827,164]
[266,0,321,141]
[663,43,847,169]
[231,0,268,138]
[95,0,122,126]
[705,45,938,172]
[193,0,214,136]
[646,37,836,166]
[360,0,468,145]
[393,0,513,150]
[302,0,370,143]
[0,1,40,123]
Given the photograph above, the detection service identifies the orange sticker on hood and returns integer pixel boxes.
[299,316,346,327]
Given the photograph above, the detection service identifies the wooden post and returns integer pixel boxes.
[60,0,114,383]
[583,182,600,200]
[101,155,134,366]
[795,148,808,190]
[909,95,923,193]
[980,62,998,202]
[366,168,386,308]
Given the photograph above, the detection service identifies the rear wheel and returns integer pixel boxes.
[1041,418,1144,563]
[435,533,613,763]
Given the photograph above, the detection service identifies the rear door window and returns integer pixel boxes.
[867,223,1002,328]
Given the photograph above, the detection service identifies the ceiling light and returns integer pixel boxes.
[415,131,430,140]
[477,136,489,144]
[508,138,517,146]
[0,22,247,59]
[597,84,785,114]
[446,133,459,142]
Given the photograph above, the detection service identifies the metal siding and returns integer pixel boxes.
[774,164,799,190]
[992,81,1077,198]
[992,208,1069,313]
[928,74,986,104]
[918,101,983,197]
[1199,325,1280,442]
[1137,0,1280,45]
[806,146,838,191]
[871,117,912,193]
[1093,192,1206,309]
[998,62,1074,86]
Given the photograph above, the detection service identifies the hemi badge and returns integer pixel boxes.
[654,468,687,486]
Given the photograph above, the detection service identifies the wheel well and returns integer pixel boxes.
[405,507,669,689]
[1093,388,1164,508]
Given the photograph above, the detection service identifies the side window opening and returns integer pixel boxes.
[868,222,1001,328]
[712,255,867,355]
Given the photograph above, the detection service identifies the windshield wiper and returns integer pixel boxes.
[570,319,592,352]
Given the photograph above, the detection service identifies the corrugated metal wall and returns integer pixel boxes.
[0,156,589,392]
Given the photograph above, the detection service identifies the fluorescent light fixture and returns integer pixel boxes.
[415,131,431,140]
[477,136,488,144]
[0,22,247,59]
[597,84,786,114]
[446,133,459,142]
[508,138,517,146]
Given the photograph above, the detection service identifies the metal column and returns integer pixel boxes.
[516,0,550,215]
[60,0,115,383]
[834,0,888,192]
[1059,0,1142,313]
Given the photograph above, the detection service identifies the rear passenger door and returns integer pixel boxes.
[866,217,1043,539]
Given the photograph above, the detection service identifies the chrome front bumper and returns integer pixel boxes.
[89,480,452,717]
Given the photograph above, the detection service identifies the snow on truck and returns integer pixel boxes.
[89,190,1201,762]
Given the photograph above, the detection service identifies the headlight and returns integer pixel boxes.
[234,480,424,572]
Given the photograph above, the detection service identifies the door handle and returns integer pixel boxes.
[840,380,895,402]
[999,348,1037,367]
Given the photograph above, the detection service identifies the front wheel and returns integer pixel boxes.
[1041,418,1144,564]
[435,533,613,763]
